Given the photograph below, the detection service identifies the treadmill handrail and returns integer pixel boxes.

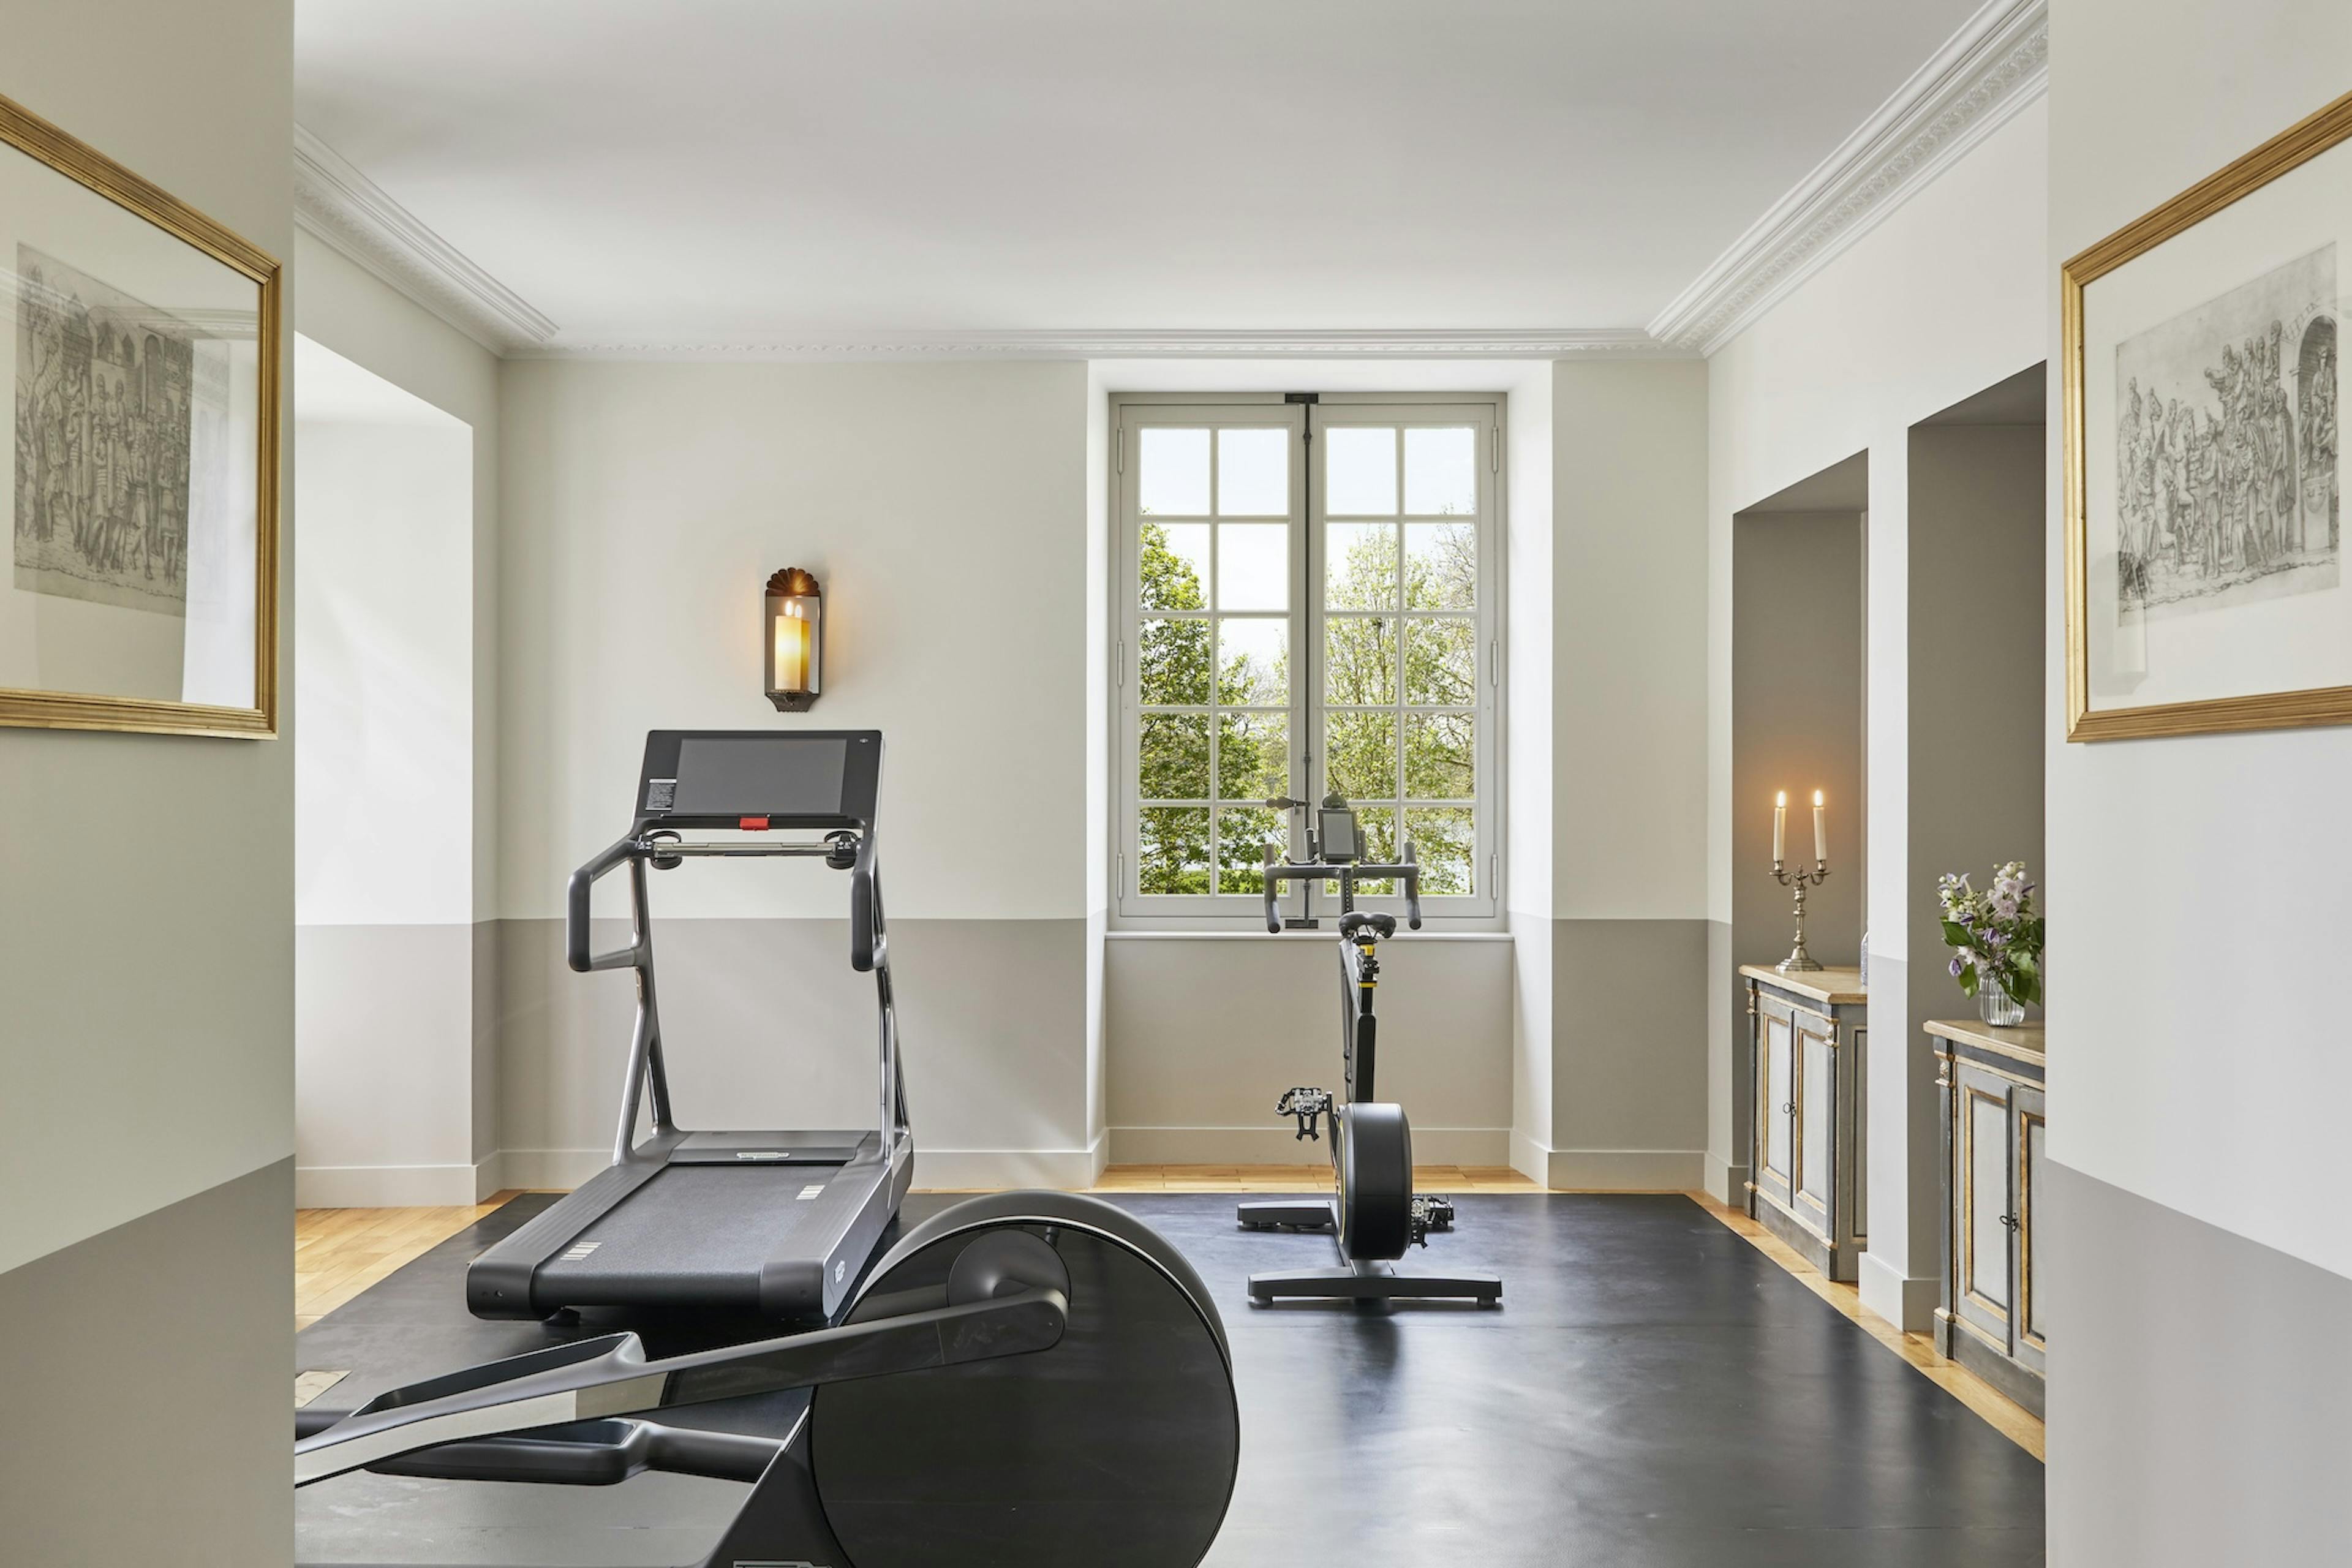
[851,827,884,973]
[568,835,644,973]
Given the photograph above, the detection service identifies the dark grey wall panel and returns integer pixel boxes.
[1552,918,1710,1163]
[2047,1160,2352,1566]
[472,919,500,1164]
[0,1159,291,1564]
[498,916,1090,1169]
[1708,917,1747,1201]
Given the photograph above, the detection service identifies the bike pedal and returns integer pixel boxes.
[1273,1087,1333,1141]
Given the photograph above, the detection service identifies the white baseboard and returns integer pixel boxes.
[1704,1153,1752,1208]
[1108,1125,1510,1167]
[296,1157,504,1208]
[1859,1249,1939,1332]
[1506,1139,1708,1191]
[497,1147,608,1191]
[1509,1129,1550,1186]
[917,1146,1106,1191]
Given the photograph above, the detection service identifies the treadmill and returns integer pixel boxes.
[468,729,913,1322]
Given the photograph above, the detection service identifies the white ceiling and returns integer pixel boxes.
[294,0,1986,344]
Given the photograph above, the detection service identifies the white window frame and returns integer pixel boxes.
[1110,391,1505,929]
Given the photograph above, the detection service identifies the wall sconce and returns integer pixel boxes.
[764,567,823,712]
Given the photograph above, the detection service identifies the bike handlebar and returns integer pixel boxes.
[1259,843,1423,935]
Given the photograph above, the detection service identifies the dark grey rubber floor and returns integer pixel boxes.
[296,1191,2043,1566]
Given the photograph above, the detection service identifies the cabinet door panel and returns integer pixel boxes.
[1796,1019,1833,1228]
[1954,1069,2011,1346]
[1762,1014,1794,1193]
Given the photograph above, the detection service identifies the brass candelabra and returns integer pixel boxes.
[1772,858,1830,973]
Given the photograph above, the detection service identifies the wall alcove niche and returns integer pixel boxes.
[1732,451,1869,985]
[1906,363,2048,1035]
[1730,450,1869,1263]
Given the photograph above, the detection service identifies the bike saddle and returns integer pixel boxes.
[1340,912,1396,941]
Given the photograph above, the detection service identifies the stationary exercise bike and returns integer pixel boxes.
[1238,798,1501,1306]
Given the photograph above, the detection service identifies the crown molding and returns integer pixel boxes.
[1647,0,2048,356]
[292,124,559,354]
[291,3,2040,367]
[512,328,1685,361]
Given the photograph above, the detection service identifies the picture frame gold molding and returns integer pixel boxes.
[0,89,282,739]
[2063,88,2352,743]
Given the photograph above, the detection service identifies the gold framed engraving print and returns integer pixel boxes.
[2065,90,2352,741]
[2,91,280,737]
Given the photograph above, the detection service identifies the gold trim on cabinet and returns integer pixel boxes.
[1937,1054,2043,1090]
[0,89,282,738]
[2062,86,2352,742]
[2017,1106,2045,1353]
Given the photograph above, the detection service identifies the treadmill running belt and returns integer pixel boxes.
[542,1163,875,1313]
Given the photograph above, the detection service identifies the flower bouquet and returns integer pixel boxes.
[1936,861,2042,1025]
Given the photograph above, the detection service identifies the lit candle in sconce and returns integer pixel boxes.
[1812,790,1826,865]
[1773,791,1787,864]
[774,606,809,692]
[763,566,823,712]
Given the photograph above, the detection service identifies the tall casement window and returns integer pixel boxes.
[1112,396,1501,925]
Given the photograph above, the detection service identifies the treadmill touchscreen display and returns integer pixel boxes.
[673,736,850,818]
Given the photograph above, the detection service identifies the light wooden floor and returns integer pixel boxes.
[292,1166,2040,1460]
[295,1193,522,1329]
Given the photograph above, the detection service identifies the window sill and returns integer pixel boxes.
[1104,928,1513,942]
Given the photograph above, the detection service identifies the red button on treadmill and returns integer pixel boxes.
[739,816,770,831]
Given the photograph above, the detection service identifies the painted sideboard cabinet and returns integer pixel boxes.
[1741,965,1867,1281]
[1929,1017,2046,1418]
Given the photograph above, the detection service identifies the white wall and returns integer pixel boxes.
[294,344,472,927]
[0,0,293,1557]
[2045,0,2351,1290]
[0,0,294,1279]
[1554,360,1713,924]
[1506,366,1556,1162]
[2046,2,2352,1557]
[292,232,507,1202]
[496,359,1099,1186]
[499,360,1091,923]
[295,232,503,921]
[1706,99,2049,1316]
[293,337,481,1204]
[1523,358,1713,1190]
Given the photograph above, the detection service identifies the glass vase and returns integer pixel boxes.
[1977,976,2026,1028]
